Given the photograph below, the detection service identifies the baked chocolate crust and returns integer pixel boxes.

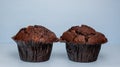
[61,25,107,45]
[13,25,58,44]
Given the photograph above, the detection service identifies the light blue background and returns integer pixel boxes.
[0,0,120,44]
[0,0,120,67]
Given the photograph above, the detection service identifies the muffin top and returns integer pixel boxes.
[60,25,107,45]
[12,25,58,44]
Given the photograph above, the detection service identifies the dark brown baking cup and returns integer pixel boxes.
[66,43,101,62]
[15,41,53,62]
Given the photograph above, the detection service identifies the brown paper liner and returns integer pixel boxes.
[66,43,101,62]
[16,41,53,62]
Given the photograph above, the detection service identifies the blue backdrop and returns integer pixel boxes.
[0,0,120,44]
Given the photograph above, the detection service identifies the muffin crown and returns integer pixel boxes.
[12,25,58,44]
[60,25,108,45]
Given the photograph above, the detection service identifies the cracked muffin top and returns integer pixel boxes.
[12,25,58,44]
[60,25,107,45]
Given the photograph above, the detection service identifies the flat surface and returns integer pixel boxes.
[0,43,120,67]
[0,0,120,67]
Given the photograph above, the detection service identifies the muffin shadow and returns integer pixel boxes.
[51,50,68,61]
[10,51,20,60]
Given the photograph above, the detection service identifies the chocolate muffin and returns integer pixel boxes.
[60,25,107,62]
[12,25,58,62]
